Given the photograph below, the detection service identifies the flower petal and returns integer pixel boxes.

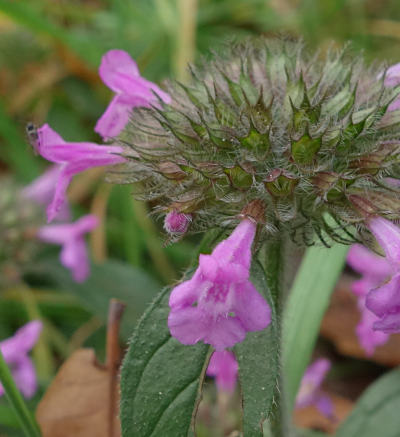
[203,316,247,351]
[206,351,238,393]
[366,273,400,317]
[373,312,400,333]
[232,281,271,332]
[13,357,37,398]
[368,218,400,265]
[0,321,42,363]
[99,49,140,93]
[169,270,205,309]
[168,306,209,346]
[347,244,392,280]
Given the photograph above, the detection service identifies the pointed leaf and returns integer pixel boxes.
[234,261,279,437]
[336,368,400,437]
[120,286,210,437]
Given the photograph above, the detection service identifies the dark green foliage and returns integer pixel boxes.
[120,287,210,437]
[115,38,400,246]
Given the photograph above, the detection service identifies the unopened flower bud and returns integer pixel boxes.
[164,211,192,235]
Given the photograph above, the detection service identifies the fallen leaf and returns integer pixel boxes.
[36,348,120,437]
[321,274,400,366]
[294,393,353,434]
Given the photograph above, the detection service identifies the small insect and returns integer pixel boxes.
[26,122,39,154]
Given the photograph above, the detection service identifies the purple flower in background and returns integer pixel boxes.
[21,165,70,221]
[206,351,238,393]
[37,214,99,282]
[34,124,125,222]
[296,358,333,419]
[384,63,400,111]
[365,218,400,333]
[95,49,171,139]
[168,219,271,351]
[0,320,42,398]
[347,244,392,355]
[164,211,192,235]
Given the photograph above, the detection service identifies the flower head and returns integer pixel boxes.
[168,218,271,350]
[0,320,42,398]
[95,49,171,139]
[296,358,333,419]
[21,165,70,221]
[206,350,238,393]
[347,244,392,355]
[34,124,125,222]
[365,217,400,333]
[37,214,99,282]
[112,39,400,244]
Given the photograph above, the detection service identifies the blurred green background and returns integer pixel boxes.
[1,0,400,434]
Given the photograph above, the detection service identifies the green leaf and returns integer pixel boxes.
[27,259,161,340]
[120,287,210,437]
[282,244,348,411]
[336,368,400,437]
[234,261,279,437]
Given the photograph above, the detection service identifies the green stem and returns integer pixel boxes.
[0,349,41,437]
[260,237,290,437]
[174,0,198,82]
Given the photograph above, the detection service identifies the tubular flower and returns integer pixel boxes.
[95,49,171,139]
[206,350,238,393]
[347,244,391,355]
[34,124,126,222]
[0,320,42,398]
[37,214,99,282]
[21,165,70,221]
[296,358,333,419]
[168,218,271,350]
[365,218,400,333]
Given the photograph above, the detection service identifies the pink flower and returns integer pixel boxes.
[296,358,333,419]
[206,350,238,393]
[95,49,171,139]
[168,219,271,351]
[384,63,400,111]
[347,244,392,355]
[37,214,99,282]
[0,320,42,398]
[34,124,125,222]
[365,218,400,333]
[164,211,192,235]
[21,165,70,221]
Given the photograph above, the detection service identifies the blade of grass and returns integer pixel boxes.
[0,348,41,437]
[282,243,348,411]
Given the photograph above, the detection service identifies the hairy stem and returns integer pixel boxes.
[260,237,291,437]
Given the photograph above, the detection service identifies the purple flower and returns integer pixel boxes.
[34,124,126,222]
[206,350,238,393]
[164,211,192,235]
[296,358,333,419]
[21,165,70,221]
[347,244,392,355]
[95,49,171,139]
[0,320,42,398]
[383,63,400,111]
[168,219,271,351]
[37,214,99,282]
[365,218,400,333]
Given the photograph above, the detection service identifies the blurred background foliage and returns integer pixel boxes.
[1,0,400,434]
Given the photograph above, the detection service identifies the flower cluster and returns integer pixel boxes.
[111,39,400,245]
[18,49,167,282]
